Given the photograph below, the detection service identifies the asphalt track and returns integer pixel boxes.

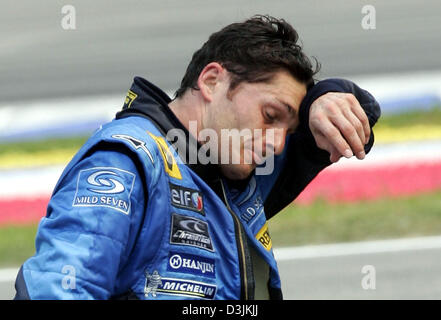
[277,237,441,299]
[281,248,441,300]
[1,0,441,102]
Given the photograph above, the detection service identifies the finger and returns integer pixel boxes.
[329,113,365,159]
[343,107,366,148]
[314,118,353,159]
[346,95,370,144]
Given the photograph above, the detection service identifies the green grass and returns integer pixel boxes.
[269,190,441,248]
[0,224,39,268]
[1,191,441,267]
[0,136,88,155]
[376,105,441,128]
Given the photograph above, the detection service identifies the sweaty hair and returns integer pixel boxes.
[174,15,320,99]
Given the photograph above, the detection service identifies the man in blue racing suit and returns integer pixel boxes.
[14,15,380,300]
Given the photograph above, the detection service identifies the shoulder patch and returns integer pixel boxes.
[147,132,182,180]
[72,167,136,215]
[111,134,154,164]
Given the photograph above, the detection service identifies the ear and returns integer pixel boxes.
[197,62,225,103]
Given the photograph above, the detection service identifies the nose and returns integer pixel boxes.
[275,128,287,155]
[267,128,287,156]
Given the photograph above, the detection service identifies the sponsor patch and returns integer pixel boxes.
[169,183,204,215]
[241,206,259,224]
[72,167,136,215]
[148,132,182,180]
[145,271,216,300]
[144,270,162,298]
[111,134,154,164]
[256,222,272,251]
[167,252,215,278]
[240,197,266,231]
[170,213,214,252]
[123,89,138,109]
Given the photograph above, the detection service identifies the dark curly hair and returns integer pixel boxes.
[174,15,320,99]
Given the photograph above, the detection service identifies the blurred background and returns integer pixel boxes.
[1,0,441,299]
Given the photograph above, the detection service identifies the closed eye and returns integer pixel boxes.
[263,107,278,123]
[265,111,276,121]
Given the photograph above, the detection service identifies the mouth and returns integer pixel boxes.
[241,135,275,165]
[251,149,264,165]
[243,147,267,165]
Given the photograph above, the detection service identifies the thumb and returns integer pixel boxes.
[314,134,341,163]
[329,146,343,163]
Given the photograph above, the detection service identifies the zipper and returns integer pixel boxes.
[220,178,253,300]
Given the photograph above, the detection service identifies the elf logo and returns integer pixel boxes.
[170,183,204,215]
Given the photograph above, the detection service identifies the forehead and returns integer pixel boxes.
[233,71,307,111]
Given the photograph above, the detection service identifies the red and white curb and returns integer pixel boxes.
[1,140,441,224]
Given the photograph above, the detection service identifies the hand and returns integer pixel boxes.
[309,92,370,163]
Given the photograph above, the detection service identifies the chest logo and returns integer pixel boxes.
[144,270,162,298]
[144,270,217,300]
[256,222,272,251]
[168,252,215,278]
[170,213,214,252]
[169,183,204,215]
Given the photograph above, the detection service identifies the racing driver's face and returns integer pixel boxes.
[203,67,307,180]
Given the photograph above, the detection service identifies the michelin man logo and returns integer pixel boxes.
[144,270,162,298]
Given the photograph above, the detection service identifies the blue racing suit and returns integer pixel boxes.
[14,76,380,299]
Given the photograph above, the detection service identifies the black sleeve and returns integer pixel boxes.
[264,78,381,219]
